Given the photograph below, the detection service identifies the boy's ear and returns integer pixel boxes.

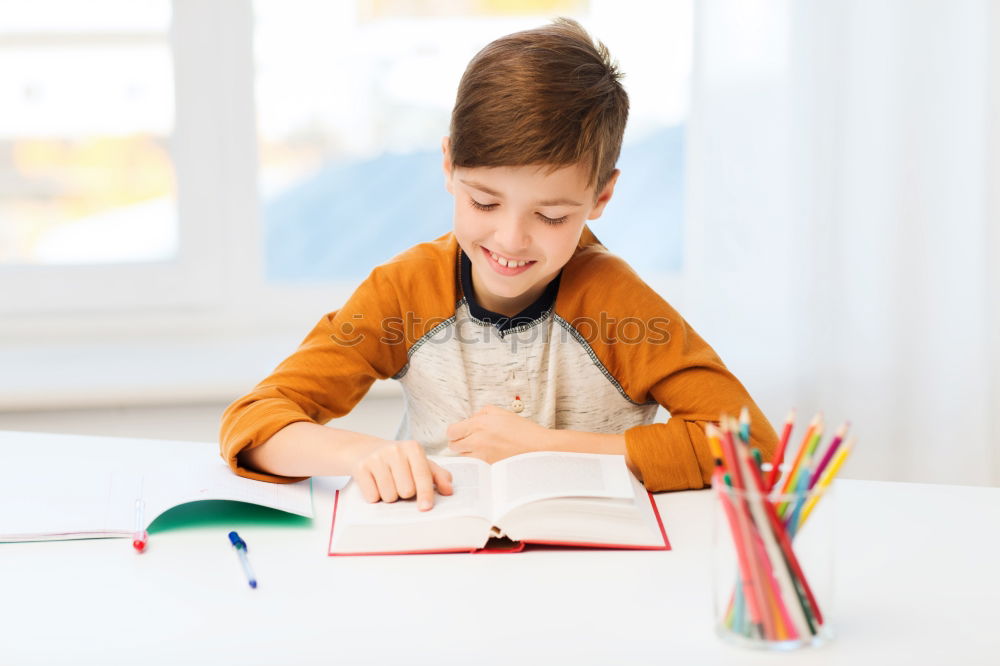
[441,136,454,195]
[587,169,620,220]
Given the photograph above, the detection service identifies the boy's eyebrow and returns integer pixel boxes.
[459,179,583,207]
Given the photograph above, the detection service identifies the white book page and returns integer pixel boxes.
[334,456,492,526]
[496,471,664,546]
[489,452,635,521]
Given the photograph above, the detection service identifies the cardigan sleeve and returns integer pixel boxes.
[622,321,778,492]
[219,265,409,483]
[556,237,778,492]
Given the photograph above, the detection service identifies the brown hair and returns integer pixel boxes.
[448,17,629,194]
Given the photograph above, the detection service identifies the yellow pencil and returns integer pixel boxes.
[796,439,854,528]
[776,416,824,518]
[706,422,724,465]
[777,414,823,496]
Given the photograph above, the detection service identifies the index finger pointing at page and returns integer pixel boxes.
[407,450,437,511]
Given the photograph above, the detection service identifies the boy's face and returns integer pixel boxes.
[442,138,619,317]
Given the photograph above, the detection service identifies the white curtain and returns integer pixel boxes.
[684,0,999,486]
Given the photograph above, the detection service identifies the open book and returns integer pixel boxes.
[328,451,669,555]
[0,432,313,543]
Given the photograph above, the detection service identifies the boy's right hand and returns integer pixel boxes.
[350,440,453,511]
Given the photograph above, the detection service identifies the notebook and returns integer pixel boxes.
[0,432,313,542]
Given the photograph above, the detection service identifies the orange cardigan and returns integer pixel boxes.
[220,227,777,490]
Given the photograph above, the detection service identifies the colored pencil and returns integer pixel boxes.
[808,422,849,489]
[709,424,753,637]
[776,413,821,497]
[766,409,796,491]
[741,415,826,626]
[777,418,824,519]
[714,409,850,643]
[717,419,769,638]
[732,429,807,639]
[798,440,854,528]
[738,406,751,443]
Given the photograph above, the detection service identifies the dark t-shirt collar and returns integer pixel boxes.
[460,249,561,333]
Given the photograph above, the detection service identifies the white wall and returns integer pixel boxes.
[685,0,999,486]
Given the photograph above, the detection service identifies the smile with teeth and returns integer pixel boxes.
[488,250,534,268]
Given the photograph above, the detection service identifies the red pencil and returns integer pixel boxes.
[777,413,822,496]
[765,409,795,491]
[718,417,772,639]
[714,469,759,636]
[741,439,825,630]
[734,435,802,640]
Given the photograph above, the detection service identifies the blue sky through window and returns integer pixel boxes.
[263,124,683,283]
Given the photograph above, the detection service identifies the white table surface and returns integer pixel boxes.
[1,431,998,665]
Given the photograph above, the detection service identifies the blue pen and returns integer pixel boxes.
[228,531,258,589]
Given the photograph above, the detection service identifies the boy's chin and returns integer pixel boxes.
[491,282,548,307]
[476,270,528,292]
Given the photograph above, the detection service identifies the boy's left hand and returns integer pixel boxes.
[446,405,546,463]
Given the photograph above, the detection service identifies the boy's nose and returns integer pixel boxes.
[493,215,531,256]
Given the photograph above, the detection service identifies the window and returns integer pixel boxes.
[0,2,176,267]
[0,1,236,314]
[2,0,690,319]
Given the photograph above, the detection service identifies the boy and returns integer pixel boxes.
[220,18,777,509]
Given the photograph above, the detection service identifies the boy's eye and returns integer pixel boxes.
[537,213,568,225]
[469,199,498,212]
[469,197,567,225]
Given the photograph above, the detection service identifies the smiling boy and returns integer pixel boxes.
[220,18,777,507]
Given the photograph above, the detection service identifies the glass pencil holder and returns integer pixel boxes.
[711,476,836,650]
